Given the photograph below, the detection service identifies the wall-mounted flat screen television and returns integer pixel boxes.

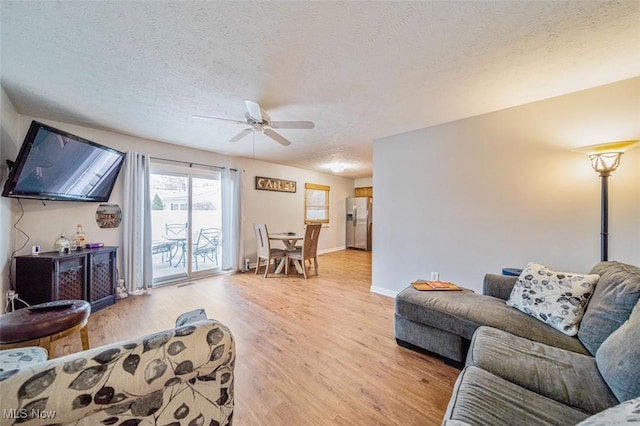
[2,121,126,202]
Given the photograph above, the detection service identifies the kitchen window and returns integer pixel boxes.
[304,183,330,224]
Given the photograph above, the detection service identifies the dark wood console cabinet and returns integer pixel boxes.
[15,246,118,312]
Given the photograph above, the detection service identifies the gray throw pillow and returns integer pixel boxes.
[578,262,640,355]
[596,300,640,402]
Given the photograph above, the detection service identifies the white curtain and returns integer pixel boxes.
[122,152,153,292]
[221,168,243,271]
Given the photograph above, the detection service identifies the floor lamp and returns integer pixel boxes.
[577,140,639,261]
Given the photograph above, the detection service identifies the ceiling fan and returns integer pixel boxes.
[193,100,314,146]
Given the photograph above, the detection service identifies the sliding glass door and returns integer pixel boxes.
[150,164,222,285]
[190,177,221,275]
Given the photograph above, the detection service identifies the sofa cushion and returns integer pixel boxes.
[506,262,598,336]
[395,314,470,363]
[578,261,640,355]
[483,274,518,301]
[443,366,590,426]
[395,286,590,355]
[596,300,640,402]
[575,397,640,425]
[467,326,619,414]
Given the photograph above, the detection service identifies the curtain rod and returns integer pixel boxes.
[150,156,237,172]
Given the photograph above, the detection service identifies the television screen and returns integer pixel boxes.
[2,121,126,202]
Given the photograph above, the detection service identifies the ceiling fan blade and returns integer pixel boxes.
[244,100,263,123]
[269,120,315,130]
[192,115,246,125]
[264,128,292,146]
[230,128,253,142]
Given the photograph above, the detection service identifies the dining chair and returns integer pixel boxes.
[193,228,221,269]
[286,223,321,279]
[253,223,286,278]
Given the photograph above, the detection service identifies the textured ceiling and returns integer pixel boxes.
[1,1,639,178]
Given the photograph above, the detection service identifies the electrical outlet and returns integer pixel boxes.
[430,272,440,281]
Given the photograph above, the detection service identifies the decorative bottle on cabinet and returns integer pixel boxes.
[74,224,87,249]
[55,234,70,253]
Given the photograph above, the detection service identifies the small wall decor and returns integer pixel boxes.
[255,176,297,193]
[96,204,122,228]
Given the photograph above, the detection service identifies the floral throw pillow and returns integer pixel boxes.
[506,262,600,336]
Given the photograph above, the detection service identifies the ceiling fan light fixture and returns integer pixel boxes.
[194,100,314,147]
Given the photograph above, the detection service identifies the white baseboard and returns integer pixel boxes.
[370,286,398,298]
[318,246,346,255]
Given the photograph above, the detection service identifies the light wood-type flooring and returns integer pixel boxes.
[53,249,460,425]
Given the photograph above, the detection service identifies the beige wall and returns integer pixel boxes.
[372,77,640,296]
[1,86,21,310]
[1,107,353,297]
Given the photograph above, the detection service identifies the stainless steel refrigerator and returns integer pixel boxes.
[346,197,372,251]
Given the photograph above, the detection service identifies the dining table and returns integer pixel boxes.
[269,233,304,274]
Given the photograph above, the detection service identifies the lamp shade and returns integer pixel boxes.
[589,152,621,175]
[575,140,639,176]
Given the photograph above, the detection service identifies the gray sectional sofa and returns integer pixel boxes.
[395,261,640,425]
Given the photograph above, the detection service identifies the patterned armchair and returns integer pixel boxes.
[0,319,235,426]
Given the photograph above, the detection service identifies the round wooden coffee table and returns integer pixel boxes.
[0,300,91,358]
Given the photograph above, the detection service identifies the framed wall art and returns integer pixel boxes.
[255,176,297,193]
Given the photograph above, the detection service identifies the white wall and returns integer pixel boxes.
[355,177,373,188]
[372,77,640,296]
[1,87,21,310]
[3,113,353,286]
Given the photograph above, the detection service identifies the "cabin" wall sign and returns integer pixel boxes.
[255,176,297,193]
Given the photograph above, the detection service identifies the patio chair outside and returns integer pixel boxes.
[164,223,188,267]
[152,241,174,264]
[193,228,221,269]
[166,223,187,237]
